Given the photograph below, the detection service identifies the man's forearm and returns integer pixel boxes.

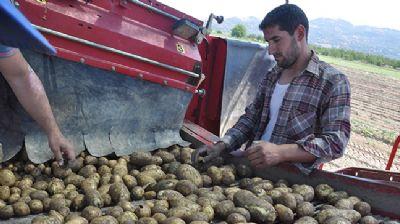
[279,143,317,163]
[0,51,61,136]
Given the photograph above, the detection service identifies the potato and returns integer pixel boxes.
[179,147,193,164]
[64,174,85,187]
[117,201,134,212]
[130,152,162,166]
[47,178,65,195]
[226,212,246,224]
[135,204,152,218]
[221,170,236,186]
[71,194,85,211]
[0,205,14,219]
[354,201,371,216]
[327,191,348,204]
[154,150,176,163]
[49,198,68,211]
[152,200,169,215]
[169,198,201,212]
[202,204,214,221]
[292,184,314,202]
[122,175,137,189]
[335,199,354,210]
[359,215,379,224]
[84,190,104,208]
[90,215,118,224]
[65,216,89,224]
[197,190,226,201]
[137,174,157,186]
[33,180,48,191]
[131,186,145,200]
[13,201,30,216]
[137,217,158,224]
[229,207,250,222]
[176,180,197,196]
[316,209,361,224]
[201,175,212,188]
[81,206,102,221]
[293,193,304,205]
[316,184,334,201]
[29,199,44,214]
[8,193,20,204]
[152,212,167,223]
[275,204,294,223]
[84,155,98,166]
[113,164,128,177]
[294,216,319,224]
[0,169,16,186]
[207,166,222,185]
[186,212,209,222]
[325,216,352,224]
[109,182,130,203]
[105,206,124,218]
[68,157,84,172]
[117,211,138,224]
[296,201,315,217]
[233,190,274,211]
[10,186,22,194]
[150,179,178,192]
[162,217,186,224]
[0,200,5,209]
[215,200,235,218]
[247,206,276,223]
[0,186,10,201]
[166,207,193,219]
[144,191,157,200]
[78,165,97,178]
[276,192,297,210]
[157,190,184,201]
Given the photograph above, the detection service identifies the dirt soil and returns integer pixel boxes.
[323,65,400,172]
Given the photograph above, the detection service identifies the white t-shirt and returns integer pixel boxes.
[261,82,290,142]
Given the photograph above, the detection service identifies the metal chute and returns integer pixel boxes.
[0,49,191,163]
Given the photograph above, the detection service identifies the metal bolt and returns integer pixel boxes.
[111,66,116,71]
[14,1,20,7]
[80,58,85,63]
[138,73,144,79]
[163,80,168,85]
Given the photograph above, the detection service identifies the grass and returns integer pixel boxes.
[319,55,400,79]
[351,119,398,145]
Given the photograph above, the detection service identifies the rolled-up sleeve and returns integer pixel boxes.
[295,74,351,172]
[0,45,17,58]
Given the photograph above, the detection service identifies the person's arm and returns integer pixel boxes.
[0,49,75,163]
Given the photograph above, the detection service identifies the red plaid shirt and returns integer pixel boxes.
[222,52,351,173]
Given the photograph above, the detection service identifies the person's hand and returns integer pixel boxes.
[193,141,227,164]
[48,132,76,165]
[245,141,284,169]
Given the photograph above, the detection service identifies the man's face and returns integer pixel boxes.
[263,25,300,69]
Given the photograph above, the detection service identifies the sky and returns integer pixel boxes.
[160,0,400,31]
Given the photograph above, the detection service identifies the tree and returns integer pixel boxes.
[231,24,247,38]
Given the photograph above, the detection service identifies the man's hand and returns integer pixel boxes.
[245,141,284,169]
[48,132,76,165]
[192,141,226,164]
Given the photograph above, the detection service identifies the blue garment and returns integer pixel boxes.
[0,44,16,58]
[0,0,56,55]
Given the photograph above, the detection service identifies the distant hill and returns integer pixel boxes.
[214,17,400,60]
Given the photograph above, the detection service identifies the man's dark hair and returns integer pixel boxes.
[259,4,309,40]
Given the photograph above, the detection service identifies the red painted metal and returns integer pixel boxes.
[386,135,400,170]
[336,167,400,185]
[18,0,202,92]
[185,37,227,135]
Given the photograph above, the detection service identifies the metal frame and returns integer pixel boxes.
[386,135,400,170]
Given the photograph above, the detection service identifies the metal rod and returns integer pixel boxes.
[128,0,180,21]
[33,25,200,78]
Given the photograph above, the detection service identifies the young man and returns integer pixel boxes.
[201,4,351,173]
[0,45,76,164]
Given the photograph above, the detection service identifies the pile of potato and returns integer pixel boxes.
[0,145,394,224]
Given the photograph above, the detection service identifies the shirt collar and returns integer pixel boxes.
[304,50,320,77]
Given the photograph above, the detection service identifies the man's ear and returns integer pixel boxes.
[295,25,306,42]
